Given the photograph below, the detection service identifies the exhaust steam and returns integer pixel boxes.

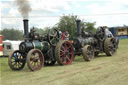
[15,0,32,19]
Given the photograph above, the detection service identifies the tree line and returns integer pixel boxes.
[0,15,96,40]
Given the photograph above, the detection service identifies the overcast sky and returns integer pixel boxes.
[1,0,128,30]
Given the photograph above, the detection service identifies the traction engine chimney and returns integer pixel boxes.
[23,19,29,39]
[76,19,81,37]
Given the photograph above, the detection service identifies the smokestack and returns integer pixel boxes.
[23,19,29,38]
[76,19,81,37]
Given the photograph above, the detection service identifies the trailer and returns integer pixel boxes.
[2,40,21,57]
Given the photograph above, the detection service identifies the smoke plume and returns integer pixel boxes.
[15,0,32,19]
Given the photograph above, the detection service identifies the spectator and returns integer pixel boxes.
[64,31,69,40]
[104,26,113,38]
[62,32,65,40]
[62,31,69,40]
[59,30,62,39]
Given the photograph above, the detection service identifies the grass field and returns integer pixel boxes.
[0,39,128,85]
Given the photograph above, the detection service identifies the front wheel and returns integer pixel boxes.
[82,45,94,61]
[8,50,26,71]
[27,49,44,71]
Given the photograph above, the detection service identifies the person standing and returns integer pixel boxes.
[59,30,62,39]
[104,26,113,38]
[64,31,69,40]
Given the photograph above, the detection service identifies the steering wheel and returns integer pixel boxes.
[47,29,60,46]
[96,27,105,41]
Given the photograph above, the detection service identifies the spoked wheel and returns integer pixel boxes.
[8,50,26,70]
[48,29,60,46]
[27,49,44,71]
[44,60,56,66]
[82,45,94,61]
[55,40,74,65]
[104,38,117,56]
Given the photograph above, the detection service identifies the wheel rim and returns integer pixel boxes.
[27,49,44,71]
[108,38,117,55]
[60,41,74,65]
[8,50,25,70]
[86,46,94,60]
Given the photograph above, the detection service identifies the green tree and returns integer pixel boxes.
[1,28,23,40]
[57,15,96,38]
[57,15,77,37]
[81,22,96,32]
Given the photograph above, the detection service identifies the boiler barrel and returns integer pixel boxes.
[73,37,95,49]
[19,41,50,53]
[33,41,49,53]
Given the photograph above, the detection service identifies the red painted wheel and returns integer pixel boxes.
[27,49,44,71]
[55,40,74,65]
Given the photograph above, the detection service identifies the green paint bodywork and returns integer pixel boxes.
[33,41,49,53]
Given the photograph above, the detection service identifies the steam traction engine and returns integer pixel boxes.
[8,19,74,71]
[72,20,117,61]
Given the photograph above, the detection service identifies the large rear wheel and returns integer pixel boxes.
[27,49,44,71]
[55,40,74,65]
[104,38,117,56]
